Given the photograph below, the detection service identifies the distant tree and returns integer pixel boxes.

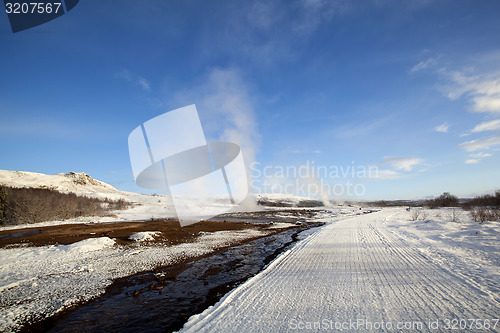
[427,192,459,208]
[0,186,131,226]
[462,190,500,209]
[462,190,500,223]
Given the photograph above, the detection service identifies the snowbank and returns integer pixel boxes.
[61,237,115,253]
[128,231,161,242]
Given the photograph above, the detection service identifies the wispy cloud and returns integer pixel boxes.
[464,151,492,165]
[286,148,322,154]
[293,0,350,35]
[440,70,500,114]
[471,119,500,133]
[380,156,423,171]
[434,122,449,133]
[411,58,436,73]
[459,134,500,152]
[368,156,425,181]
[470,152,492,158]
[115,69,151,92]
[437,66,500,162]
[137,78,151,92]
[201,0,351,66]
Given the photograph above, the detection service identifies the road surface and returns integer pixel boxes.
[180,209,500,332]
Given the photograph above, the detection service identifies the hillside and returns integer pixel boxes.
[0,170,176,228]
[0,170,119,195]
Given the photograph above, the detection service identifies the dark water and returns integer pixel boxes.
[0,229,41,240]
[27,224,321,333]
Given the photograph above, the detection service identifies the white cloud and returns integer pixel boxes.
[411,58,436,73]
[472,95,500,113]
[464,151,492,164]
[459,134,500,152]
[471,119,500,133]
[438,68,500,159]
[463,151,492,165]
[434,122,449,133]
[441,70,500,114]
[380,156,423,171]
[469,152,492,158]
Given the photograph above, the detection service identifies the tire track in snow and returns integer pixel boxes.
[180,209,500,332]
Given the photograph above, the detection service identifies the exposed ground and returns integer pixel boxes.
[0,219,274,248]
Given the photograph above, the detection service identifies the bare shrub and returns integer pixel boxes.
[449,208,461,223]
[462,190,500,209]
[410,209,420,221]
[0,186,131,226]
[470,207,500,224]
[463,190,500,224]
[410,209,428,221]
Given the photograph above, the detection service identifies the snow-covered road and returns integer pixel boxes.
[181,209,500,332]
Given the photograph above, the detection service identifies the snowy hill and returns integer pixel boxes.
[0,170,178,228]
[0,170,119,195]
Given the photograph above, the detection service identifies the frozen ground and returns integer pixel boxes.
[180,208,500,332]
[0,228,272,332]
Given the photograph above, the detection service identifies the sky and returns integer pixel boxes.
[1,0,500,200]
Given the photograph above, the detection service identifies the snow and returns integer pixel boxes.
[128,231,161,242]
[0,229,270,332]
[265,222,296,229]
[0,170,117,194]
[60,237,115,253]
[2,169,499,331]
[179,208,500,332]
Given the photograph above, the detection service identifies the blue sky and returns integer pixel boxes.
[1,0,500,200]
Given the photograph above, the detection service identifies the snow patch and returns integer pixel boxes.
[128,231,161,242]
[60,237,115,253]
[266,222,296,229]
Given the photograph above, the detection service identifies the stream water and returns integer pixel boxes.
[28,223,322,333]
